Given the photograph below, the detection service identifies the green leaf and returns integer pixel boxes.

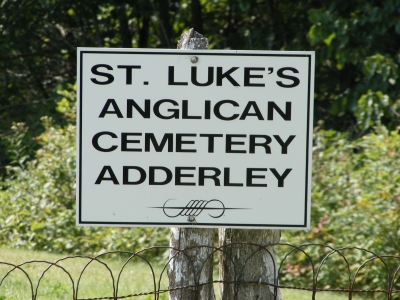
[395,20,400,34]
[323,32,336,46]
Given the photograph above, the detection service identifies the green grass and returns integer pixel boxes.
[0,248,369,300]
[281,290,367,300]
[0,248,169,300]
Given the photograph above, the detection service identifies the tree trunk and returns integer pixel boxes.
[219,229,281,300]
[168,29,215,300]
[117,5,133,48]
[138,13,150,48]
[191,0,204,34]
[156,0,172,48]
[265,0,275,50]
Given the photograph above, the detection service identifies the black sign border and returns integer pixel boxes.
[78,49,313,228]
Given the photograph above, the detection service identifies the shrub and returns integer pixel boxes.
[0,115,168,256]
[282,126,400,290]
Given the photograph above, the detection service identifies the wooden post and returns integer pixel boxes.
[168,28,281,300]
[167,29,216,300]
[219,229,281,300]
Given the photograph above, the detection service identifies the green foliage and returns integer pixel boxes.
[1,0,399,175]
[282,126,400,290]
[55,83,77,120]
[1,0,399,149]
[307,0,400,131]
[0,0,400,291]
[0,116,168,256]
[310,127,399,252]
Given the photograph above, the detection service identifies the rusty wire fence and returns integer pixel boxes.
[1,242,399,300]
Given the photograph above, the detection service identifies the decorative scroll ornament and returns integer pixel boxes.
[150,199,249,219]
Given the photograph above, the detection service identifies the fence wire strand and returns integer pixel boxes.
[0,242,399,299]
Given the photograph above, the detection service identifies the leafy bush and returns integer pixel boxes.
[0,101,168,256]
[282,126,400,290]
[1,88,399,289]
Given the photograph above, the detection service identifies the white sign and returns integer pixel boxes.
[77,48,314,229]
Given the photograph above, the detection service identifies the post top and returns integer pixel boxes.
[177,28,208,50]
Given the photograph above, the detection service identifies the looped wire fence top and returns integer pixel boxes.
[0,242,399,300]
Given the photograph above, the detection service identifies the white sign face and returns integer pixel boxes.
[77,48,314,229]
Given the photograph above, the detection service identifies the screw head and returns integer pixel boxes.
[190,56,198,63]
[187,216,196,222]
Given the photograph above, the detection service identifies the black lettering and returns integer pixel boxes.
[154,99,179,119]
[176,134,196,152]
[117,65,141,84]
[214,100,239,121]
[267,102,292,121]
[240,101,264,120]
[273,135,296,154]
[91,64,114,85]
[127,99,150,118]
[226,134,246,153]
[92,131,118,152]
[244,67,265,87]
[99,99,123,118]
[123,166,146,185]
[95,166,119,184]
[149,167,173,185]
[168,66,188,85]
[270,168,292,187]
[246,168,268,187]
[175,167,196,185]
[223,168,243,186]
[205,100,211,119]
[191,66,214,86]
[276,67,300,88]
[216,67,240,86]
[121,133,142,151]
[199,134,223,153]
[145,133,173,152]
[199,167,221,186]
[249,135,272,153]
[182,100,201,119]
